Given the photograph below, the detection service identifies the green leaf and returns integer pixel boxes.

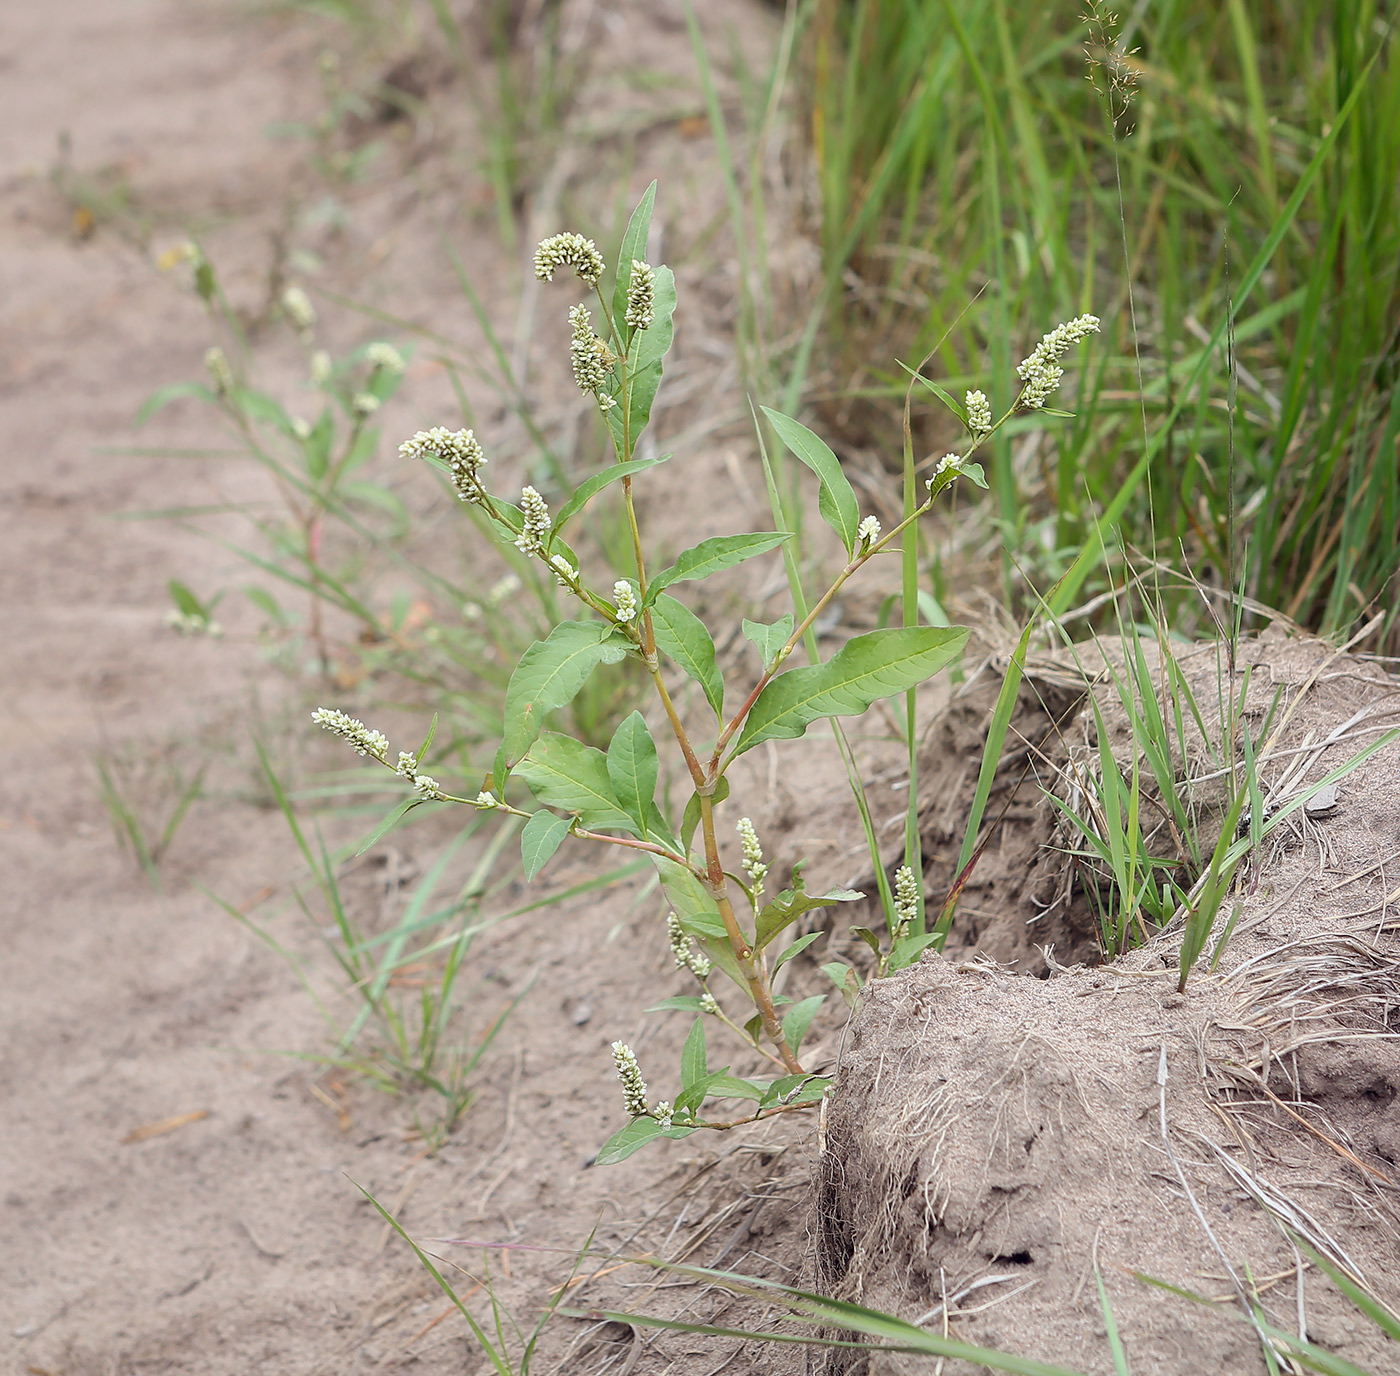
[655,857,727,940]
[652,594,724,718]
[553,456,670,531]
[761,407,861,555]
[239,389,295,436]
[606,711,660,836]
[595,1117,663,1165]
[514,734,635,832]
[645,995,710,1013]
[504,621,631,763]
[354,801,417,856]
[821,961,861,1006]
[521,810,572,881]
[606,265,677,453]
[742,614,794,668]
[755,888,863,951]
[707,1074,766,1102]
[851,926,882,956]
[898,362,968,426]
[681,1018,708,1089]
[734,626,969,757]
[167,579,205,619]
[647,531,792,603]
[773,931,822,971]
[612,180,657,348]
[136,381,214,426]
[781,995,826,1057]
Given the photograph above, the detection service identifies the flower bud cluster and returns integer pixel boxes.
[668,911,712,979]
[569,304,617,409]
[205,346,234,397]
[399,428,488,506]
[738,817,768,893]
[893,863,919,940]
[611,1041,651,1118]
[624,260,655,330]
[394,749,442,801]
[1015,314,1100,410]
[515,486,552,556]
[965,389,992,439]
[366,341,406,375]
[612,580,637,623]
[282,285,316,339]
[351,392,380,418]
[311,707,388,761]
[534,232,606,286]
[857,515,881,548]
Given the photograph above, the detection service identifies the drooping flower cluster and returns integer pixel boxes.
[738,817,768,895]
[857,514,881,548]
[613,580,637,623]
[611,1041,651,1118]
[311,707,388,761]
[1015,314,1100,410]
[365,341,406,375]
[515,486,552,556]
[394,750,442,801]
[205,346,234,397]
[534,232,606,286]
[569,304,617,409]
[965,389,992,439]
[624,260,655,330]
[668,911,712,979]
[398,428,487,505]
[892,864,919,940]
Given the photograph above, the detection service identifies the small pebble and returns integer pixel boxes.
[570,1002,592,1026]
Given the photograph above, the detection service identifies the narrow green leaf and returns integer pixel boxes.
[734,626,969,757]
[651,594,724,718]
[655,857,727,941]
[773,931,822,971]
[167,579,205,618]
[898,362,968,427]
[755,888,863,951]
[612,180,657,348]
[781,995,826,1058]
[504,621,631,763]
[514,734,635,832]
[761,407,861,554]
[606,711,660,836]
[606,265,677,451]
[681,1018,708,1089]
[742,614,794,668]
[645,995,709,1013]
[595,1116,663,1165]
[354,801,417,856]
[704,1074,767,1103]
[647,531,792,602]
[136,381,214,426]
[553,456,670,531]
[521,810,572,881]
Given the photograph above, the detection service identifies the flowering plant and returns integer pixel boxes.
[314,185,1097,1160]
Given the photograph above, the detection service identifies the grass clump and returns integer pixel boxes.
[802,0,1399,646]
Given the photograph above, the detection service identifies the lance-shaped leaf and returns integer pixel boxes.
[514,733,636,832]
[606,711,659,837]
[651,593,724,718]
[504,621,631,763]
[553,455,670,532]
[606,265,677,456]
[612,180,657,350]
[680,1018,708,1089]
[655,856,745,989]
[520,810,572,881]
[733,625,969,757]
[754,886,863,951]
[761,407,861,555]
[647,531,792,603]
